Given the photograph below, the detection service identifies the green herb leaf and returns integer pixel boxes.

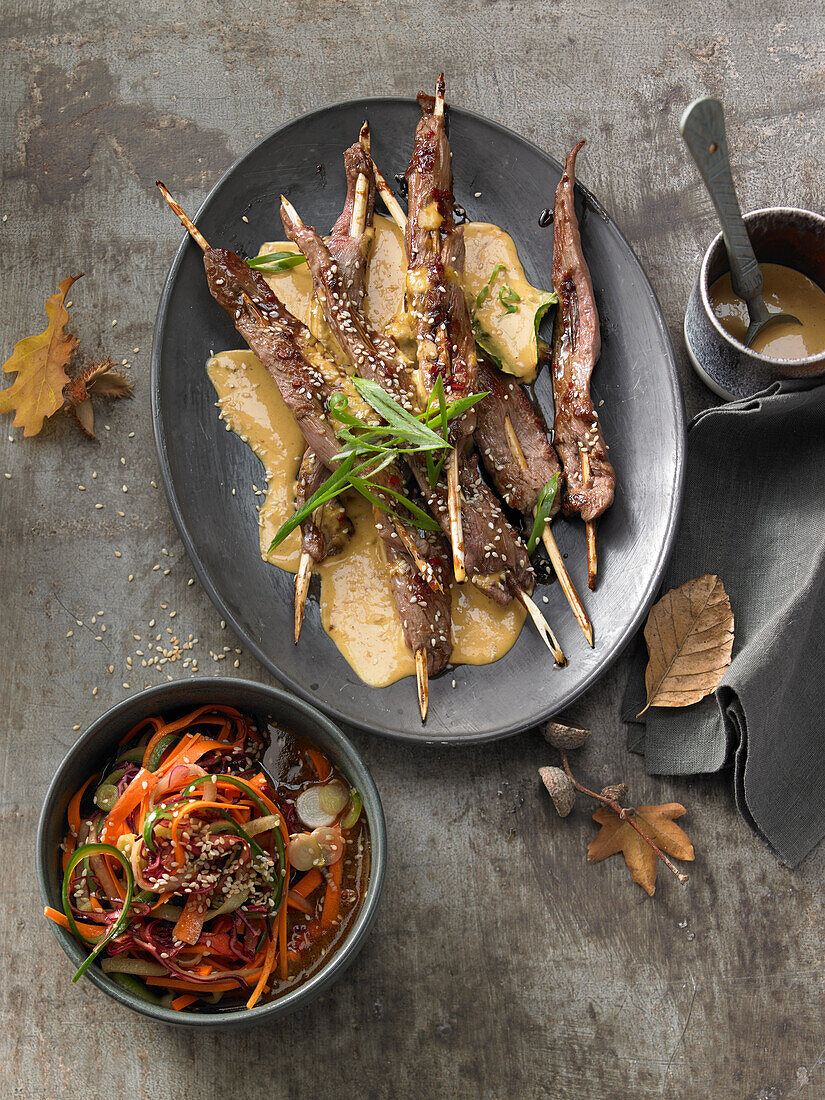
[475,264,506,310]
[499,284,521,315]
[246,251,307,273]
[527,473,560,553]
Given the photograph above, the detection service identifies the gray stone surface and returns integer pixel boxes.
[1,2,823,1097]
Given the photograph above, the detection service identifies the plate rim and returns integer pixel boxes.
[151,95,686,744]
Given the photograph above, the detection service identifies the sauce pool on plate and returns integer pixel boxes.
[709,262,825,360]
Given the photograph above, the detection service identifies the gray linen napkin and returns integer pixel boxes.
[622,379,825,867]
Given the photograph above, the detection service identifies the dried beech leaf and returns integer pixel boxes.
[639,574,733,715]
[0,274,83,435]
[588,803,695,896]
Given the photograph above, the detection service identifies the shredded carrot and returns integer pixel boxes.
[321,861,343,930]
[291,868,322,897]
[99,768,157,843]
[44,906,104,938]
[169,798,246,864]
[118,715,163,749]
[145,976,255,993]
[170,994,198,1011]
[63,774,97,870]
[246,934,277,1009]
[306,748,332,782]
[287,892,314,916]
[173,893,210,946]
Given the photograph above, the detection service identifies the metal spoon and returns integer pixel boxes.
[680,96,801,348]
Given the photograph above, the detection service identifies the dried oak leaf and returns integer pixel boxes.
[588,803,695,896]
[63,358,133,440]
[0,274,84,435]
[639,574,733,715]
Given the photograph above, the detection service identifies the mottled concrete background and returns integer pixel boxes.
[1,2,823,1098]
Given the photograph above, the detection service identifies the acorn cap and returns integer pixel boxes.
[539,766,576,817]
[543,720,592,751]
[600,783,629,805]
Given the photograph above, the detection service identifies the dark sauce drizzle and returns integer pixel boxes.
[538,208,554,227]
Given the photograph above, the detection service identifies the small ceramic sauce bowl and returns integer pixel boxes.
[684,207,825,400]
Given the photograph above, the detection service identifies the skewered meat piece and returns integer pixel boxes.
[550,142,615,523]
[280,198,533,605]
[326,141,376,305]
[325,144,452,676]
[376,509,452,674]
[405,81,478,431]
[295,448,351,563]
[473,354,562,515]
[204,223,453,677]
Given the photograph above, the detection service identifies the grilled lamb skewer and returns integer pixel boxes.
[473,355,594,646]
[550,142,615,590]
[157,183,452,717]
[294,135,376,642]
[323,132,453,716]
[279,192,564,663]
[374,145,593,645]
[403,76,478,583]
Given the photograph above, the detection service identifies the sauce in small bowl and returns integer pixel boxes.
[685,207,825,400]
[709,262,825,361]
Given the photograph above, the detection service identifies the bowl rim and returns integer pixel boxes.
[698,205,825,368]
[36,677,387,1028]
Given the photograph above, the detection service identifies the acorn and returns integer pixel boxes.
[539,766,576,817]
[600,783,629,805]
[543,720,592,752]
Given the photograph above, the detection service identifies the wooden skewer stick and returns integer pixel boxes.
[371,161,408,230]
[502,412,593,647]
[540,526,593,647]
[580,446,598,591]
[359,120,370,154]
[156,182,210,250]
[415,647,429,721]
[434,73,445,118]
[294,550,313,644]
[514,586,566,665]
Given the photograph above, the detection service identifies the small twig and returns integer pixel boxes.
[558,749,689,886]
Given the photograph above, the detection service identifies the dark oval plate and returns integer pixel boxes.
[152,97,685,743]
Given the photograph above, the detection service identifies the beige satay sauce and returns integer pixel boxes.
[207,347,525,688]
[710,263,825,361]
[462,223,555,382]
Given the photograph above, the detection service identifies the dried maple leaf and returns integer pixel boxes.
[588,803,695,896]
[0,274,83,436]
[639,574,734,715]
[63,358,133,440]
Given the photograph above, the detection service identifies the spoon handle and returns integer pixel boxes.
[680,97,763,306]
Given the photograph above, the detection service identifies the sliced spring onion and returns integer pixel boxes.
[526,473,560,553]
[296,786,338,829]
[475,264,506,310]
[340,789,363,830]
[318,781,349,817]
[62,842,135,982]
[246,250,307,273]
